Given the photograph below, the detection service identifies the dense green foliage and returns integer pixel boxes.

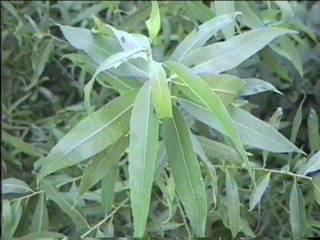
[2,1,320,239]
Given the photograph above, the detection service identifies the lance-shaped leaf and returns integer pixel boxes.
[38,90,137,180]
[166,61,252,176]
[290,95,306,143]
[240,78,282,96]
[308,108,320,153]
[40,179,89,229]
[163,106,207,237]
[313,178,320,205]
[79,137,128,194]
[101,168,118,215]
[183,27,296,75]
[2,131,44,158]
[150,60,172,118]
[180,98,302,153]
[18,231,66,240]
[31,193,49,232]
[146,1,161,41]
[225,169,240,237]
[129,81,159,237]
[249,173,271,211]
[214,1,235,39]
[235,1,263,29]
[170,13,239,62]
[304,151,320,176]
[290,180,306,240]
[3,178,33,195]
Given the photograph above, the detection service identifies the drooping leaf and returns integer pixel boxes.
[240,78,282,96]
[289,180,306,240]
[249,173,271,211]
[79,137,128,194]
[180,98,302,153]
[31,193,49,232]
[235,1,263,29]
[304,151,320,176]
[149,60,172,118]
[163,106,207,237]
[274,1,294,22]
[170,13,239,62]
[84,48,147,115]
[38,90,137,180]
[183,27,296,75]
[225,169,241,237]
[165,62,251,172]
[129,81,159,237]
[3,178,33,195]
[40,179,89,230]
[2,199,23,239]
[2,131,44,158]
[214,1,235,38]
[146,1,161,41]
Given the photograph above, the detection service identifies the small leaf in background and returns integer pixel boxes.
[2,199,22,239]
[31,193,49,232]
[146,1,161,42]
[289,180,306,240]
[291,95,306,143]
[3,178,33,195]
[308,108,320,153]
[2,131,44,158]
[235,1,263,29]
[225,169,240,237]
[240,78,282,96]
[304,151,320,176]
[18,231,67,240]
[249,173,271,211]
[79,137,128,194]
[38,91,137,180]
[40,179,89,230]
[183,27,296,75]
[274,1,294,22]
[214,1,235,39]
[163,106,207,237]
[149,60,173,118]
[101,171,118,215]
[170,12,239,62]
[129,81,159,237]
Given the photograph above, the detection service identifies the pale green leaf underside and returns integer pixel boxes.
[129,81,159,237]
[163,106,207,237]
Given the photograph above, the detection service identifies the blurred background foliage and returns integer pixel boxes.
[1,1,320,239]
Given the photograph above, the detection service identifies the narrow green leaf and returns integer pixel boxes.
[290,180,306,240]
[38,90,137,180]
[304,151,320,175]
[101,168,118,215]
[129,81,159,237]
[34,39,54,79]
[2,131,44,158]
[150,60,172,118]
[183,27,296,75]
[3,178,33,195]
[70,2,110,25]
[146,1,161,41]
[275,1,294,22]
[225,169,241,237]
[180,98,302,153]
[170,13,239,62]
[313,178,320,205]
[79,137,128,194]
[163,106,207,237]
[290,95,306,143]
[308,108,320,153]
[240,78,282,96]
[40,179,89,229]
[270,36,303,77]
[249,173,271,211]
[166,61,252,177]
[2,199,22,239]
[18,231,66,240]
[214,1,235,38]
[31,193,49,232]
